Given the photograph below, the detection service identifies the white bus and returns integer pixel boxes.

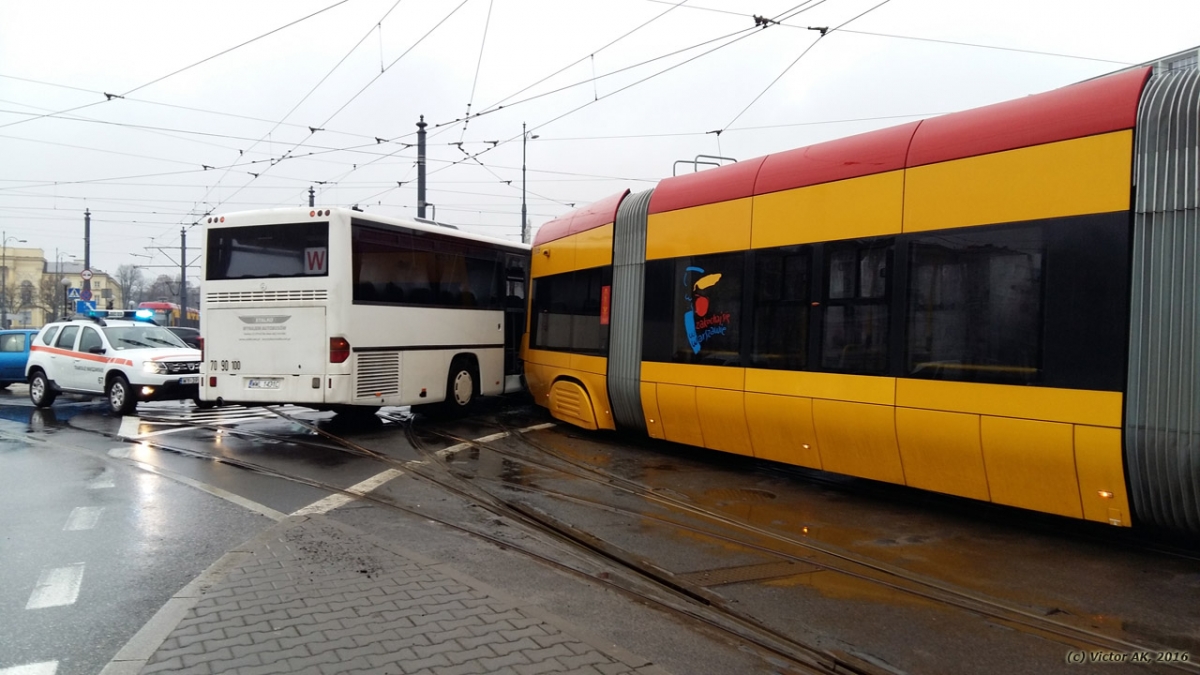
[199,207,529,417]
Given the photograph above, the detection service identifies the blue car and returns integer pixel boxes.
[0,329,39,389]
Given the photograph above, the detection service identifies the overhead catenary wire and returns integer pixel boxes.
[478,0,694,114]
[0,1,1167,272]
[721,0,893,131]
[181,0,408,231]
[641,0,1137,66]
[213,0,477,216]
[0,73,385,142]
[0,0,353,132]
[459,0,496,142]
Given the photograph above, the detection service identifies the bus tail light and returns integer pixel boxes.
[197,337,204,360]
[209,376,217,387]
[330,337,351,363]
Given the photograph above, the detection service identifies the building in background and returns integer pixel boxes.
[0,247,122,327]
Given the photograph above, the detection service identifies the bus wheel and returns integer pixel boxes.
[445,358,477,414]
[193,398,216,409]
[107,375,137,416]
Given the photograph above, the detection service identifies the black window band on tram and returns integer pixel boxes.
[530,266,613,355]
[630,212,1129,393]
[642,252,744,367]
[206,222,330,281]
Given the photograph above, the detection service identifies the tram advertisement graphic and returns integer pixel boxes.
[682,266,730,354]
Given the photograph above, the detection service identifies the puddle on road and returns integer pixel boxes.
[0,402,99,434]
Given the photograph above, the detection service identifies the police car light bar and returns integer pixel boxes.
[86,309,159,324]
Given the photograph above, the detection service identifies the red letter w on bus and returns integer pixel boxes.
[305,247,327,274]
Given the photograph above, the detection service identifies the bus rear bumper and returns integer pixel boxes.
[201,373,350,406]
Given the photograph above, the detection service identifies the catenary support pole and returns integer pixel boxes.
[417,115,427,219]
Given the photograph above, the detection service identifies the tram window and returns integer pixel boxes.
[530,267,611,355]
[906,225,1044,385]
[750,248,809,370]
[821,242,890,374]
[642,252,743,366]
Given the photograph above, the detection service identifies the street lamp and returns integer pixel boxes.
[1,232,26,329]
[54,250,77,320]
[521,123,539,245]
[61,277,72,320]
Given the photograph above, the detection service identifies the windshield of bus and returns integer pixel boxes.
[103,325,190,350]
[206,221,329,280]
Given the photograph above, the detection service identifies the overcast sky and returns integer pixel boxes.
[1,0,1197,282]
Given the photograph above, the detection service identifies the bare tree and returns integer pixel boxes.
[114,264,146,309]
[147,274,175,302]
[38,276,69,320]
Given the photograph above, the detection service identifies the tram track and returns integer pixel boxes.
[125,408,887,675]
[415,415,1200,671]
[123,406,1198,672]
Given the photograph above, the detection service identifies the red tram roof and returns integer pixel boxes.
[536,67,1152,227]
[906,66,1150,168]
[648,67,1151,214]
[646,157,768,216]
[753,121,920,197]
[532,189,628,246]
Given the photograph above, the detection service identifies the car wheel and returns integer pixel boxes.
[106,375,137,416]
[444,358,477,414]
[29,371,57,408]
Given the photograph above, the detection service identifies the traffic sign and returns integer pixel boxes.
[75,300,95,314]
[80,269,93,281]
[80,289,92,302]
[67,287,81,300]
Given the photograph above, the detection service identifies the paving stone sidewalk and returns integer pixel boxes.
[136,516,670,675]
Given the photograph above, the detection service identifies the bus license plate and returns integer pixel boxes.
[179,377,199,385]
[247,378,282,390]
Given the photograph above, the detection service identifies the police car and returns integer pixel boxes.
[26,310,202,415]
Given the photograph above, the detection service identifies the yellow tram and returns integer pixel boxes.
[522,65,1200,534]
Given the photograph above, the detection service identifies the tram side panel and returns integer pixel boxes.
[525,222,618,431]
[900,131,1133,523]
[524,70,1164,529]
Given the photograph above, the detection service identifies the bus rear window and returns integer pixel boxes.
[206,222,329,280]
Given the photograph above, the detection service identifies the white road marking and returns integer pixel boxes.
[126,427,195,439]
[124,459,286,522]
[0,662,58,675]
[473,431,509,443]
[117,417,193,440]
[116,416,140,439]
[26,563,85,609]
[107,447,130,459]
[290,422,556,516]
[63,506,104,531]
[292,468,405,516]
[87,468,114,490]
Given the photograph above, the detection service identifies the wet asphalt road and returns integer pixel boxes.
[0,385,1198,675]
[0,398,269,675]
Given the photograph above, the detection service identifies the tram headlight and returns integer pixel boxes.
[143,361,167,374]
